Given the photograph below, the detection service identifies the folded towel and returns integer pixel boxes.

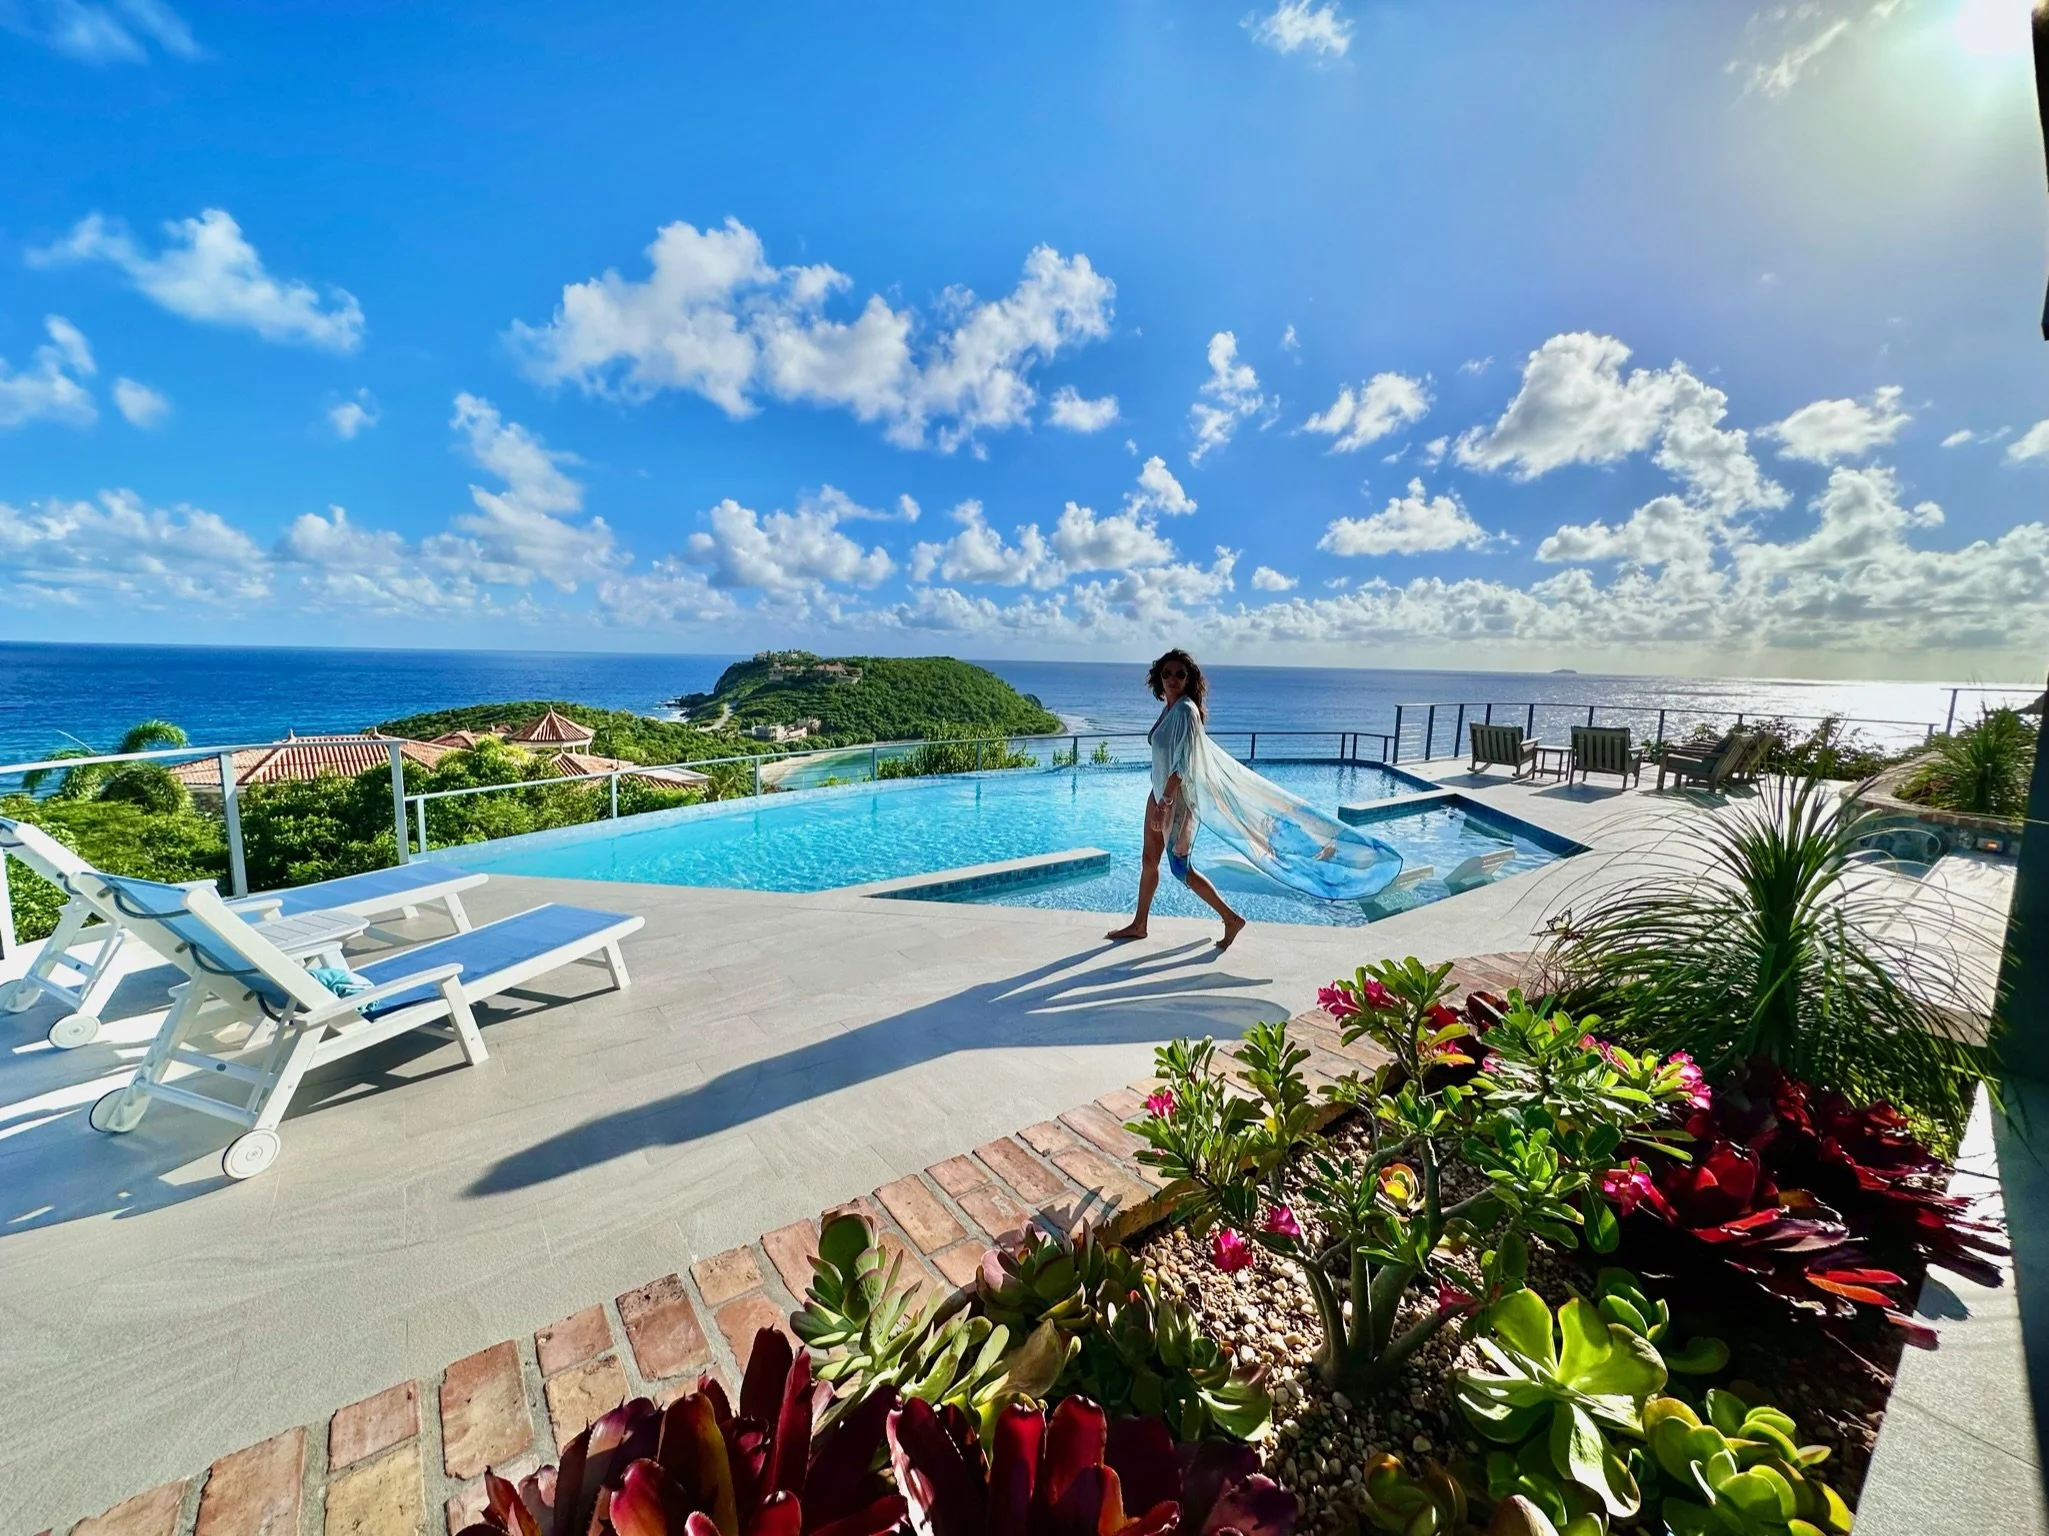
[310,966,375,997]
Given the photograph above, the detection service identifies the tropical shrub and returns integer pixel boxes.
[885,1395,1297,1534]
[1128,963,1700,1393]
[456,1327,905,1536]
[877,732,1039,779]
[19,718,189,799]
[1903,708,2035,818]
[1544,775,1990,1132]
[0,794,228,943]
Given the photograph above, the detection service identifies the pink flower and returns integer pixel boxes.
[1435,1278,1478,1316]
[1360,979,1397,1011]
[1600,1158,1655,1217]
[1669,1051,1712,1109]
[1581,1034,1623,1068]
[1261,1205,1301,1239]
[1425,1002,1459,1031]
[1145,1088,1176,1119]
[1210,1228,1254,1272]
[1317,984,1360,1021]
[1477,1053,1501,1074]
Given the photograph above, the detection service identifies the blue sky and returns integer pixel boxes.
[1,0,2043,679]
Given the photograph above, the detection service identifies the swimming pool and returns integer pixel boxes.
[433,760,1580,927]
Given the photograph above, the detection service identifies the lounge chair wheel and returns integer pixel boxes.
[89,1087,147,1134]
[222,1129,282,1180]
[1,983,35,1013]
[47,1012,100,1049]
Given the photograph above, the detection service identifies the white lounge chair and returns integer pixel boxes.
[1443,848,1515,893]
[1360,864,1434,917]
[78,871,644,1179]
[0,816,483,1048]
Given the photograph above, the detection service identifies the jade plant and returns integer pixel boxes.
[1359,1450,1467,1534]
[1127,961,1702,1392]
[1645,1393,1851,1535]
[975,1224,1272,1440]
[1591,1269,1730,1377]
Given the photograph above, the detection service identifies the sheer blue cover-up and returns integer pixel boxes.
[1150,699,1404,902]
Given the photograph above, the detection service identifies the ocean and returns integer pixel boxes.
[0,641,2034,770]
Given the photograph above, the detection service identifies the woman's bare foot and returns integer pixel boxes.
[1215,914,1248,951]
[1105,922,1148,941]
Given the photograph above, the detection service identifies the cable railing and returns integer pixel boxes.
[1387,700,1957,764]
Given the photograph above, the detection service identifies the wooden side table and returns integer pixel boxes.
[1533,745,1571,783]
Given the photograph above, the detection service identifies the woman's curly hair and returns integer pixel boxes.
[1146,648,1208,719]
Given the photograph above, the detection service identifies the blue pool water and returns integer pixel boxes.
[439,761,1576,928]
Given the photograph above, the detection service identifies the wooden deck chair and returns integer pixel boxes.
[1468,722,1541,778]
[1569,726,1644,787]
[79,872,643,1179]
[1,815,484,1048]
[1443,848,1516,893]
[1656,728,1754,793]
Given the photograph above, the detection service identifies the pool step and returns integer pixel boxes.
[837,847,1114,902]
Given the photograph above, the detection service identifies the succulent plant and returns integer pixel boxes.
[975,1225,1272,1441]
[1484,1494,1608,1535]
[454,1327,904,1536]
[885,1394,1299,1535]
[1645,1394,1851,1534]
[1359,1450,1467,1534]
[1590,1269,1730,1376]
[1455,1288,1667,1520]
[795,1212,1070,1433]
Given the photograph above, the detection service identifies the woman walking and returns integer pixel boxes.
[1106,649,1247,949]
[1106,647,1406,948]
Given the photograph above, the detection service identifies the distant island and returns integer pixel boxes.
[1550,668,1579,675]
[668,651,1060,743]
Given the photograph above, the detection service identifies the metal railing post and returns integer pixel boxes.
[1424,706,1436,760]
[389,741,410,865]
[871,745,879,779]
[1587,704,1597,728]
[0,850,14,960]
[610,772,620,818]
[1526,703,1536,737]
[1249,732,1258,761]
[976,741,984,773]
[415,796,429,855]
[1454,704,1466,756]
[752,757,762,796]
[1656,709,1667,747]
[1072,734,1079,766]
[1945,688,1959,736]
[218,752,249,897]
[1485,703,1494,725]
[1392,705,1403,763]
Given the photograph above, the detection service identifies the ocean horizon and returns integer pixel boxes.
[0,640,2036,769]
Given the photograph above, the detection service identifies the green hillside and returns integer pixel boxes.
[374,701,750,764]
[677,652,1060,741]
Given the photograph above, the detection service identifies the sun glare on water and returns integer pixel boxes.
[1953,0,2033,57]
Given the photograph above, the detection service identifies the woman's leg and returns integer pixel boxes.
[1181,868,1248,951]
[1106,799,1167,940]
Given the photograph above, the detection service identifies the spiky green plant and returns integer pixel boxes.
[1906,707,2035,818]
[1545,775,1992,1131]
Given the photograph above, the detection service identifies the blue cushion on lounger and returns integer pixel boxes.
[349,904,632,1018]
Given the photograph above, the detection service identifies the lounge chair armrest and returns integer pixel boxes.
[226,894,285,919]
[303,963,466,1022]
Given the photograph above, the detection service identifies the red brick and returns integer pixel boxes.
[714,1291,797,1374]
[1018,1119,1079,1157]
[875,1174,967,1253]
[444,1456,536,1535]
[534,1305,612,1378]
[196,1427,304,1536]
[691,1245,764,1307]
[956,1182,1029,1240]
[71,1483,186,1536]
[821,1194,883,1228]
[760,1218,822,1298]
[1049,1144,1154,1217]
[325,1441,422,1536]
[439,1341,531,1480]
[544,1355,629,1445]
[1096,1087,1146,1120]
[1060,1103,1145,1161]
[974,1137,1068,1203]
[930,1239,987,1289]
[617,1274,711,1380]
[329,1381,419,1471]
[926,1154,988,1196]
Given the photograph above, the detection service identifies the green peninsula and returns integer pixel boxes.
[673,652,1060,742]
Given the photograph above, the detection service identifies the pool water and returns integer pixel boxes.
[438,761,1575,927]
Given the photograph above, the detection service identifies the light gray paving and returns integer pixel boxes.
[0,764,2012,1530]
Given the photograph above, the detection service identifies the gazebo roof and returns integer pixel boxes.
[507,709,596,746]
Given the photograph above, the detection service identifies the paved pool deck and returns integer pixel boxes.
[0,762,2016,1532]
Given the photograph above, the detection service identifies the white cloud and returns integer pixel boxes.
[431,394,620,590]
[2005,420,2049,464]
[1303,371,1431,452]
[803,485,919,523]
[1281,325,1300,353]
[33,209,364,350]
[1941,429,1974,448]
[910,501,1062,588]
[1127,455,1197,516]
[1248,0,1352,59]
[1654,372,1788,515]
[1731,2,1899,100]
[1046,385,1119,432]
[275,506,487,615]
[511,219,1113,452]
[1188,331,1268,463]
[1073,549,1238,624]
[0,316,97,428]
[0,0,200,63]
[1319,478,1496,556]
[1762,385,1909,463]
[329,390,379,439]
[113,376,168,427]
[597,560,737,628]
[1052,502,1175,571]
[1251,565,1297,591]
[683,495,894,596]
[0,489,266,605]
[1538,494,1722,568]
[1459,357,1492,376]
[1421,435,1448,466]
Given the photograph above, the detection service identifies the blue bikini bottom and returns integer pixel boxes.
[1167,849,1192,884]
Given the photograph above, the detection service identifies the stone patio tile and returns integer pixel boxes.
[543,1355,629,1445]
[195,1427,303,1536]
[691,1246,765,1308]
[439,1342,531,1480]
[974,1136,1069,1203]
[931,1239,987,1288]
[324,1442,423,1536]
[534,1305,613,1378]
[875,1175,966,1253]
[1096,1087,1146,1119]
[926,1155,988,1196]
[616,1275,710,1381]
[329,1381,419,1472]
[1060,1103,1144,1160]
[70,1483,187,1536]
[759,1219,821,1298]
[714,1293,796,1374]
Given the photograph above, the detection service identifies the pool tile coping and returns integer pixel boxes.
[42,952,1536,1536]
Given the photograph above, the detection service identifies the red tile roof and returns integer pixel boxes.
[547,751,709,788]
[169,733,450,790]
[507,709,595,746]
